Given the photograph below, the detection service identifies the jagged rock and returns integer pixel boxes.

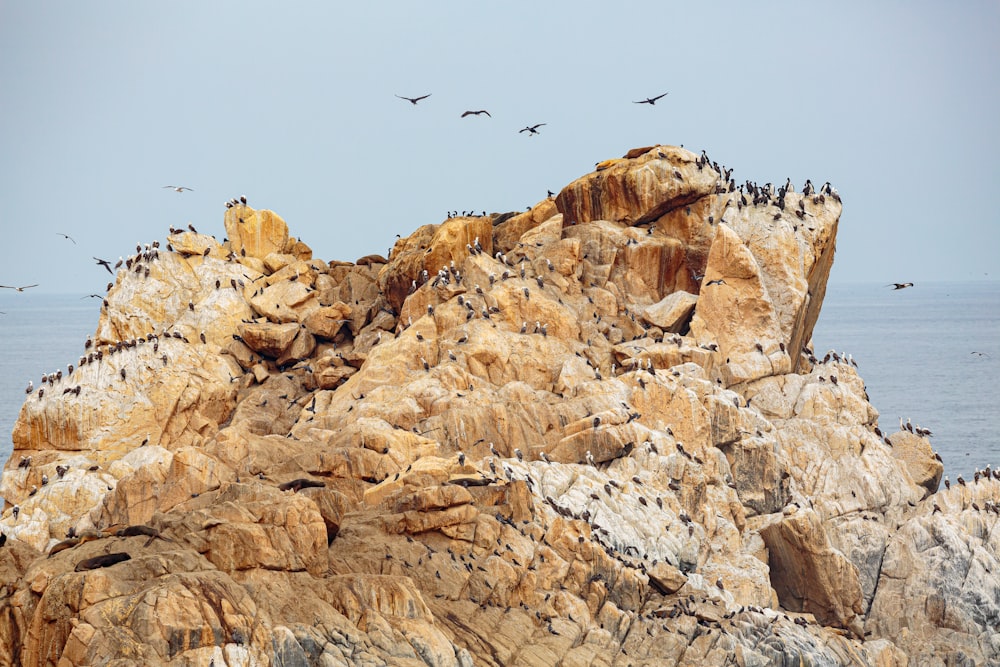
[647,560,687,594]
[224,206,289,260]
[249,280,318,323]
[866,480,1000,664]
[556,145,718,225]
[302,302,352,339]
[0,145,991,666]
[639,290,698,332]
[759,509,864,633]
[239,321,300,358]
[889,430,944,497]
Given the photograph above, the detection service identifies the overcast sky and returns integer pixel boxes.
[1,1,998,295]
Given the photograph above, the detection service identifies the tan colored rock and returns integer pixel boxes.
[379,215,494,312]
[166,231,225,258]
[888,430,944,497]
[639,290,698,332]
[759,509,864,632]
[866,482,1000,665]
[6,146,988,667]
[556,145,719,226]
[249,280,318,323]
[238,321,299,357]
[492,200,558,252]
[647,560,687,594]
[302,302,352,339]
[276,328,316,366]
[224,206,289,260]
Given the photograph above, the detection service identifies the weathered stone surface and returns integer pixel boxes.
[302,302,352,339]
[224,206,289,260]
[0,145,990,666]
[239,321,300,358]
[760,509,864,633]
[865,479,1000,665]
[639,290,698,332]
[556,145,719,226]
[889,430,944,497]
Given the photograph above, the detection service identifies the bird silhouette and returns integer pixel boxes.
[461,110,491,117]
[888,283,914,290]
[93,257,113,274]
[633,92,668,105]
[396,94,431,105]
[162,185,193,192]
[519,123,546,135]
[0,284,38,292]
[56,232,76,244]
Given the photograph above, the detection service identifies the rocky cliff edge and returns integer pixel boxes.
[1,145,997,666]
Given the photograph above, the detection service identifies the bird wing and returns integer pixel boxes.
[532,123,546,129]
[519,127,530,133]
[413,94,431,102]
[652,92,668,101]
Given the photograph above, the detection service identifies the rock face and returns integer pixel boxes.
[1,146,995,666]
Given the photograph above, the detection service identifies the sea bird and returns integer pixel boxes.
[633,92,668,105]
[93,257,114,274]
[0,284,38,292]
[519,123,546,135]
[461,110,491,117]
[162,185,193,192]
[56,232,76,244]
[888,283,914,290]
[396,94,431,105]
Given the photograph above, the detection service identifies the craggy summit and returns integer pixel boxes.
[1,145,997,666]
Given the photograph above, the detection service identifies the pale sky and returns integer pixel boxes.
[1,1,998,295]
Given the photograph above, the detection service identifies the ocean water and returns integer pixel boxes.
[1,282,997,488]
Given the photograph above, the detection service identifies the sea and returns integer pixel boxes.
[0,283,997,496]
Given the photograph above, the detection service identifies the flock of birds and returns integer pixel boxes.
[394,90,667,136]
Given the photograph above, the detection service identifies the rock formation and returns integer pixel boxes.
[1,145,995,666]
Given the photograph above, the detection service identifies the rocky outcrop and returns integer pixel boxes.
[1,145,993,666]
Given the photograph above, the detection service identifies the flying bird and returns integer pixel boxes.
[56,232,76,244]
[0,284,38,292]
[162,185,193,192]
[94,257,114,274]
[519,123,546,135]
[396,94,431,105]
[461,110,491,118]
[633,92,668,105]
[888,283,914,290]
